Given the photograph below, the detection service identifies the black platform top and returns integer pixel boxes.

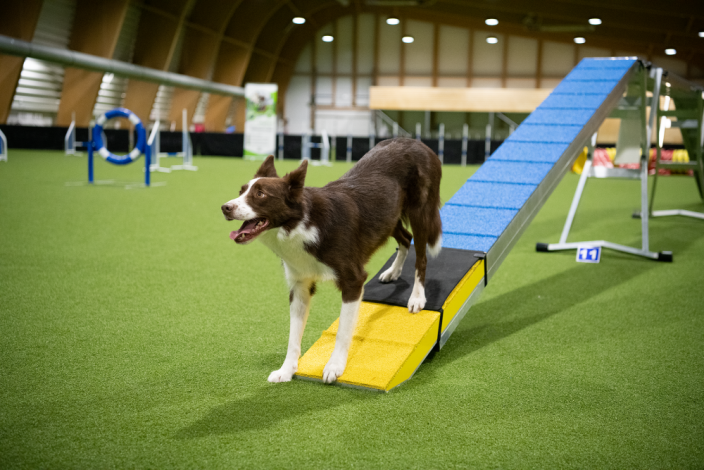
[363,246,484,312]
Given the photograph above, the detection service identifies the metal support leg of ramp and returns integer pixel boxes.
[537,66,673,262]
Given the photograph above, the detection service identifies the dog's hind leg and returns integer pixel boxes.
[407,215,428,313]
[379,221,412,283]
[268,280,315,383]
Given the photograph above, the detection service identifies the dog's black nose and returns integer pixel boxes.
[222,203,233,213]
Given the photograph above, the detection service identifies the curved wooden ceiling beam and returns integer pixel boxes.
[56,0,130,127]
[206,0,298,89]
[125,0,196,122]
[437,0,703,39]
[0,0,43,124]
[401,7,704,70]
[188,0,243,33]
[433,0,704,56]
[247,1,346,84]
[222,0,292,45]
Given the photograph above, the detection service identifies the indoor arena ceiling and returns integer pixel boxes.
[138,0,704,88]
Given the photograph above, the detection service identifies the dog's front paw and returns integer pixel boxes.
[267,365,296,383]
[407,293,426,313]
[322,359,346,384]
[379,266,401,283]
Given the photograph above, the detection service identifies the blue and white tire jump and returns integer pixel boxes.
[88,107,151,186]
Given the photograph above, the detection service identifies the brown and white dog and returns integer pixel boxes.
[221,138,442,384]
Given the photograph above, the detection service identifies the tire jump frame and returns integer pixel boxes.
[87,107,151,187]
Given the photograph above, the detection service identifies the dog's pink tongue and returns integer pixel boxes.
[229,219,258,241]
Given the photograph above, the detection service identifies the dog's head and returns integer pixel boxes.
[221,155,308,244]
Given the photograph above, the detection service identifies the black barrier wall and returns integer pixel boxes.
[1,125,513,164]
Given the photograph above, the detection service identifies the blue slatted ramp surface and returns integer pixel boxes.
[441,57,636,252]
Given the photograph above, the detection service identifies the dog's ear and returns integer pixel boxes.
[283,159,308,202]
[254,155,278,178]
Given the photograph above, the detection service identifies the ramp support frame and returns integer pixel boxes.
[538,66,673,262]
[645,68,704,221]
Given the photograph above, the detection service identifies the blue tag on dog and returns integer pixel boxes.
[576,246,601,263]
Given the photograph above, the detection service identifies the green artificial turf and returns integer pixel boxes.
[1,150,703,469]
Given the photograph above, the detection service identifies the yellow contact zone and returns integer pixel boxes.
[439,259,484,332]
[295,302,441,391]
[295,258,484,391]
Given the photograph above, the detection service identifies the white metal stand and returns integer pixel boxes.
[147,120,171,173]
[64,112,89,156]
[302,130,332,166]
[537,66,673,262]
[641,73,704,222]
[650,209,704,220]
[0,128,7,162]
[170,109,197,171]
[277,132,284,160]
[346,135,353,163]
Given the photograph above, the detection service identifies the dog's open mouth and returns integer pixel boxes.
[229,217,269,244]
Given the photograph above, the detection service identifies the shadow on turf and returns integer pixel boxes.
[174,382,378,438]
[174,256,656,438]
[174,224,698,434]
[407,253,665,389]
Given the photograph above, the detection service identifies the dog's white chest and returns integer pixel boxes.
[259,223,336,284]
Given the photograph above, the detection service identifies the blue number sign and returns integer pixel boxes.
[576,246,601,263]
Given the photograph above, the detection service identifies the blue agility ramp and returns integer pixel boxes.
[441,57,640,278]
[296,58,652,391]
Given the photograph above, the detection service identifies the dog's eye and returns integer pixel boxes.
[257,190,264,197]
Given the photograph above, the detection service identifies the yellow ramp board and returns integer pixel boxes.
[295,259,485,392]
[296,302,440,391]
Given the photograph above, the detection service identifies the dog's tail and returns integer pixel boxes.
[428,235,442,258]
[426,209,442,259]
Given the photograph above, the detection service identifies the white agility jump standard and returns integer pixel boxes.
[0,128,7,162]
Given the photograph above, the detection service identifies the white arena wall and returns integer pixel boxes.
[283,13,699,140]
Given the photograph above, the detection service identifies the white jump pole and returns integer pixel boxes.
[64,111,85,156]
[0,128,7,162]
[461,123,468,167]
[171,108,197,171]
[438,123,445,164]
[277,132,284,160]
[148,120,170,173]
[64,118,76,155]
[320,130,331,166]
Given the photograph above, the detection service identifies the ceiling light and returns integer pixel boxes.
[292,17,305,24]
[322,35,334,42]
[573,37,586,44]
[485,18,498,26]
[588,18,602,25]
[665,48,676,55]
[699,31,704,38]
[486,36,498,44]
[402,36,414,43]
[386,17,400,25]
